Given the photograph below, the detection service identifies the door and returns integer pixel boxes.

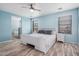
[11,16,21,39]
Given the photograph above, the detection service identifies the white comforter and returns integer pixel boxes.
[21,33,56,53]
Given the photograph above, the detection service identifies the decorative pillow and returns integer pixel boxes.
[44,30,52,34]
[38,30,52,35]
[38,30,45,33]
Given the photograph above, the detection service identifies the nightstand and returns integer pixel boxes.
[57,33,64,42]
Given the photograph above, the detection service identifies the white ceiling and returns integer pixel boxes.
[0,3,79,18]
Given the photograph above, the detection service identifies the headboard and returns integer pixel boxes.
[38,28,57,34]
[38,28,55,31]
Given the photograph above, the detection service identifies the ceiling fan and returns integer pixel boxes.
[22,3,40,12]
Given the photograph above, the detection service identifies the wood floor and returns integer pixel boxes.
[0,39,79,56]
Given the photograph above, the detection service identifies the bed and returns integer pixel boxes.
[20,29,57,54]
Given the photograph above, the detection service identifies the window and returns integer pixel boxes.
[58,15,72,34]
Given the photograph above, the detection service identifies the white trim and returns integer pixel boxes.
[0,40,13,44]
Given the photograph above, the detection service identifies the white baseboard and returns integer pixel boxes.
[0,40,13,44]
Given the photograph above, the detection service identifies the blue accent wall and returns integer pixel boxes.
[0,11,12,42]
[0,10,16,42]
[21,17,31,34]
[36,8,78,44]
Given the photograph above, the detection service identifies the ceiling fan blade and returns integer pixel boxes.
[21,3,41,11]
[33,8,41,11]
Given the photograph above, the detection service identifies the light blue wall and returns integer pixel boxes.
[78,8,79,43]
[0,11,12,42]
[0,10,19,42]
[36,8,78,44]
[0,10,31,42]
[21,17,31,34]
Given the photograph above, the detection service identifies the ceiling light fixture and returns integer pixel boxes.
[30,9,34,12]
[58,8,62,10]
